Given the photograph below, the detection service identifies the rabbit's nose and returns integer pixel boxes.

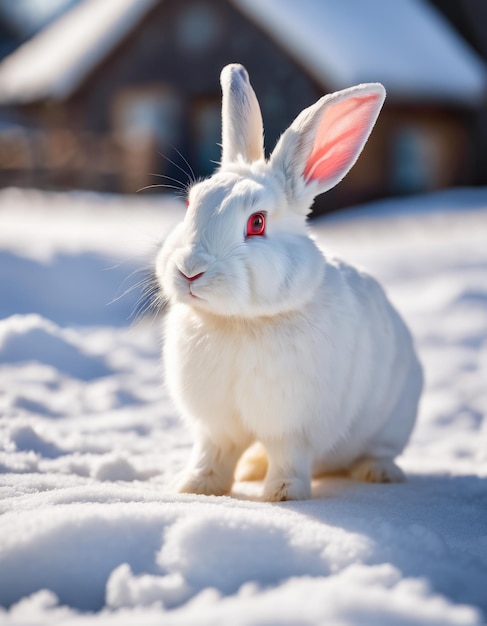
[179,270,205,282]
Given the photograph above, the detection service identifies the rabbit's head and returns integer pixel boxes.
[157,64,385,318]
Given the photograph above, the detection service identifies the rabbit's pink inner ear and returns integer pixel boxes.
[303,94,380,184]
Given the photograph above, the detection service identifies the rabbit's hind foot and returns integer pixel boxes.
[348,457,405,484]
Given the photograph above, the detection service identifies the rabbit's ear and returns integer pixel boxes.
[270,84,385,213]
[220,64,264,165]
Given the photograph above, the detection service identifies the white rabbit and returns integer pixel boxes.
[156,64,423,501]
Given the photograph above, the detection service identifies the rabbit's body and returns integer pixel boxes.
[163,234,422,500]
[157,65,423,500]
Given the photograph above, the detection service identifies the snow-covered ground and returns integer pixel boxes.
[0,186,486,625]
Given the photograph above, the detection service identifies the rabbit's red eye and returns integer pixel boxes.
[246,212,266,237]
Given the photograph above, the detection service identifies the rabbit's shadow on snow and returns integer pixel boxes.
[233,471,487,614]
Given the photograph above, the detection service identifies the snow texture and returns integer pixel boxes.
[0,186,486,625]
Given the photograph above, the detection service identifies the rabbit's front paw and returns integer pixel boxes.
[174,471,231,496]
[349,457,405,483]
[263,476,311,502]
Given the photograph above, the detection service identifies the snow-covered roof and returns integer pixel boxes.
[0,0,485,106]
[0,0,158,104]
[234,0,487,105]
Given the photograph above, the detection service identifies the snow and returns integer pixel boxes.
[234,0,487,104]
[0,186,486,625]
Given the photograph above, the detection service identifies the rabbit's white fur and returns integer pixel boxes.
[156,64,423,501]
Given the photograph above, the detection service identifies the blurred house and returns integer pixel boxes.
[0,0,486,214]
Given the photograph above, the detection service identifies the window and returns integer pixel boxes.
[390,124,440,194]
[176,3,222,53]
[112,86,182,192]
